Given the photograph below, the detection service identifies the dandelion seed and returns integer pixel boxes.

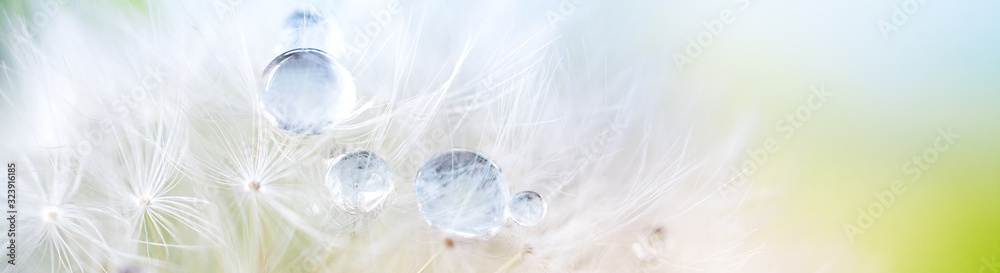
[247,180,261,191]
[418,239,453,273]
[632,227,669,263]
[43,207,59,222]
[493,248,529,273]
[16,155,111,272]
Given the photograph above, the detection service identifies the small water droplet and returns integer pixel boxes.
[509,190,546,226]
[326,150,394,214]
[415,149,507,238]
[260,48,356,135]
[281,9,339,53]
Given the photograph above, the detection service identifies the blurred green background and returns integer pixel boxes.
[640,0,1000,271]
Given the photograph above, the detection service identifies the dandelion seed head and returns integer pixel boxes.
[0,0,782,271]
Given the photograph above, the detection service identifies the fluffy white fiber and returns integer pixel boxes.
[1,0,769,272]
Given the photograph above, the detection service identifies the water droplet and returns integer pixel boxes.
[260,48,356,135]
[326,150,394,214]
[280,9,342,55]
[415,149,507,238]
[509,191,546,226]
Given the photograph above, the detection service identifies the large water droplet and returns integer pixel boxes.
[326,150,393,214]
[260,48,355,135]
[415,149,507,238]
[509,190,546,226]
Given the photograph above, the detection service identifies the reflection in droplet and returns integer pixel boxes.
[509,190,546,226]
[260,48,355,135]
[414,149,507,238]
[280,9,342,54]
[326,150,394,214]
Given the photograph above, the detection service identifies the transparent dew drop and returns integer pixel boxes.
[326,150,394,214]
[509,191,547,226]
[280,9,344,55]
[260,48,356,135]
[415,149,508,238]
